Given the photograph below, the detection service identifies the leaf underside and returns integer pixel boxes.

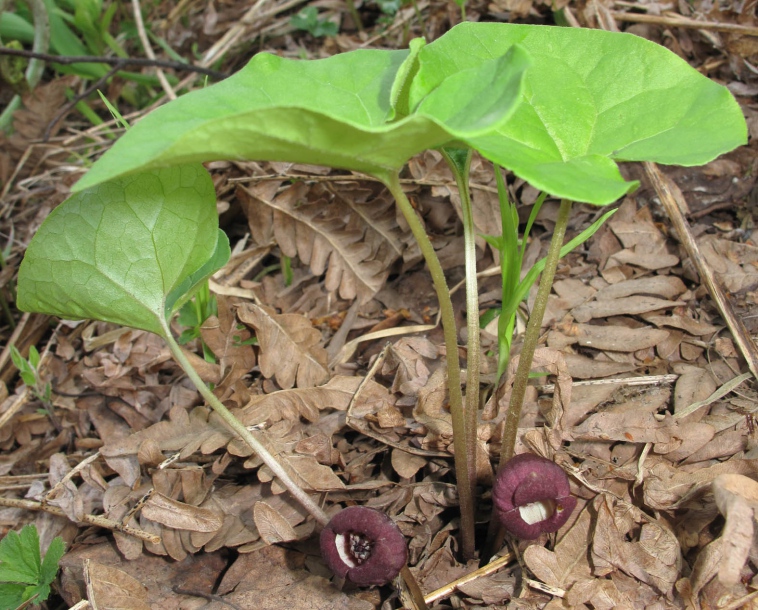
[72,44,530,192]
[18,164,230,335]
[71,23,745,206]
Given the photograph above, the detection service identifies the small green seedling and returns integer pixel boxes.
[484,175,614,384]
[18,23,746,561]
[9,345,52,411]
[0,524,65,609]
[177,280,218,362]
[290,7,339,37]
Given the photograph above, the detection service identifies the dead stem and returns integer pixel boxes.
[0,496,161,544]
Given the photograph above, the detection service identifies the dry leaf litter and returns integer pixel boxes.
[2,0,758,608]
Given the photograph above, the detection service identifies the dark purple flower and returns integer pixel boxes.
[492,453,576,540]
[320,506,408,586]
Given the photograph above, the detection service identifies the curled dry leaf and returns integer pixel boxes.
[47,452,87,523]
[240,375,364,428]
[238,303,328,389]
[548,323,669,353]
[698,236,758,293]
[253,501,299,544]
[100,406,229,485]
[712,473,758,585]
[391,447,427,479]
[591,495,680,595]
[644,459,758,510]
[594,276,687,301]
[199,294,256,387]
[383,337,438,400]
[523,505,592,590]
[608,208,680,270]
[561,354,636,379]
[239,181,403,303]
[141,491,223,533]
[572,296,687,324]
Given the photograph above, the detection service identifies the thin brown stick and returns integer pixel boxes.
[611,11,758,36]
[644,162,758,380]
[0,496,161,543]
[0,47,227,79]
[42,63,120,141]
[45,451,101,504]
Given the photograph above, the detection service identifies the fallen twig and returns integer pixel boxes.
[0,496,161,544]
[644,161,758,380]
[611,11,758,36]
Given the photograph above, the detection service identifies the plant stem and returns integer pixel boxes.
[159,318,330,527]
[383,172,476,561]
[0,0,49,132]
[441,148,479,533]
[499,198,572,463]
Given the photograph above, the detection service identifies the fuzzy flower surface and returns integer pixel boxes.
[320,505,408,586]
[492,453,576,540]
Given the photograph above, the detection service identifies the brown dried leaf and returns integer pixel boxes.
[273,454,345,492]
[238,303,328,389]
[591,495,679,595]
[698,235,758,293]
[87,561,151,610]
[595,276,687,301]
[571,410,669,443]
[712,474,758,585]
[253,501,299,544]
[47,453,85,523]
[101,406,228,485]
[382,337,438,399]
[572,296,686,323]
[391,448,427,479]
[142,491,223,532]
[200,295,256,387]
[642,313,720,336]
[413,367,453,438]
[565,577,635,610]
[609,211,679,270]
[563,353,635,379]
[549,323,669,352]
[677,538,723,603]
[241,375,361,427]
[239,181,401,302]
[524,504,593,588]
[654,421,715,461]
[217,545,374,609]
[644,459,758,510]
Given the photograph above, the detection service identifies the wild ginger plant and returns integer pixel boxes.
[17,22,746,562]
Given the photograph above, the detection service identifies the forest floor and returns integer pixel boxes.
[1,0,758,608]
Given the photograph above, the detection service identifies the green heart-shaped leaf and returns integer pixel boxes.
[18,164,230,335]
[410,23,747,204]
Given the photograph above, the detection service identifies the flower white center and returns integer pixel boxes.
[519,499,557,525]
